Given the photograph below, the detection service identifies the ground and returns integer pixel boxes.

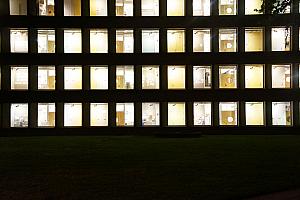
[0,135,300,200]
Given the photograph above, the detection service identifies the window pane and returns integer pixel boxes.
[116,66,134,89]
[219,66,237,89]
[90,103,108,126]
[245,65,264,88]
[219,29,237,52]
[116,0,133,16]
[90,66,108,89]
[219,0,237,15]
[11,103,28,127]
[272,28,290,51]
[272,65,290,88]
[245,0,262,15]
[245,28,263,52]
[219,102,238,126]
[272,102,292,126]
[90,29,108,53]
[64,29,82,53]
[193,29,211,52]
[10,29,28,53]
[38,30,55,53]
[246,102,264,125]
[167,30,185,52]
[193,66,211,89]
[168,102,185,126]
[142,30,159,53]
[38,103,55,127]
[142,0,159,16]
[10,0,27,15]
[167,0,185,16]
[194,102,211,126]
[116,30,134,53]
[38,66,56,90]
[64,103,82,126]
[39,0,55,16]
[11,66,28,90]
[193,0,210,16]
[142,66,159,89]
[116,103,134,126]
[64,0,81,16]
[142,103,160,126]
[168,66,185,89]
[90,0,107,16]
[64,66,82,90]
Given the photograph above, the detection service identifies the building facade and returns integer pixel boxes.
[0,0,300,134]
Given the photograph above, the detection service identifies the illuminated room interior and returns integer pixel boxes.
[168,103,185,126]
[38,66,55,90]
[219,0,236,15]
[141,0,159,16]
[10,29,28,53]
[64,103,82,126]
[245,65,264,88]
[39,0,55,16]
[272,102,292,126]
[194,102,211,126]
[116,65,134,89]
[245,102,264,125]
[90,29,108,53]
[219,66,237,89]
[38,29,55,53]
[193,29,211,52]
[142,103,160,126]
[272,65,290,88]
[38,103,55,127]
[64,29,82,53]
[64,0,81,16]
[90,0,107,16]
[116,103,134,126]
[64,66,82,90]
[142,30,159,53]
[90,103,108,126]
[167,0,185,16]
[116,0,133,16]
[11,66,28,90]
[142,66,160,89]
[244,0,261,15]
[193,0,210,16]
[219,29,237,52]
[219,102,238,126]
[116,29,134,53]
[193,66,211,89]
[245,28,263,52]
[10,103,28,128]
[90,66,108,89]
[167,30,185,52]
[168,66,185,89]
[9,0,27,15]
[271,28,291,51]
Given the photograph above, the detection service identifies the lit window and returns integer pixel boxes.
[274,0,290,14]
[193,29,211,52]
[38,66,55,90]
[64,66,82,90]
[193,0,210,16]
[64,29,82,53]
[142,30,159,53]
[10,29,28,53]
[272,28,290,51]
[272,65,291,88]
[245,28,263,52]
[219,0,237,15]
[64,103,82,127]
[116,29,134,53]
[10,103,28,127]
[168,66,185,89]
[90,103,108,126]
[142,103,160,126]
[10,0,27,15]
[11,66,28,90]
[38,103,55,127]
[90,66,108,89]
[64,0,81,16]
[246,102,264,125]
[168,102,185,126]
[167,0,185,16]
[90,29,108,53]
[116,103,134,126]
[219,102,238,126]
[39,0,55,16]
[245,0,262,15]
[219,29,237,52]
[90,0,107,16]
[38,30,55,53]
[219,66,237,89]
[116,0,133,16]
[193,66,211,89]
[116,65,134,89]
[141,0,159,16]
[245,65,264,88]
[272,102,292,126]
[194,102,211,126]
[142,66,159,89]
[167,29,185,53]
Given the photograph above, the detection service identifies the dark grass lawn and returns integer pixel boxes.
[1,135,300,200]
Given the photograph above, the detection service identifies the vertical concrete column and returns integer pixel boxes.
[292,63,299,89]
[186,28,193,53]
[29,103,37,128]
[83,65,90,91]
[0,0,9,15]
[54,0,63,16]
[56,28,64,53]
[29,65,38,91]
[186,0,193,16]
[29,28,37,54]
[292,0,299,14]
[82,0,89,16]
[160,0,167,16]
[28,0,37,16]
[161,65,168,90]
[135,65,142,90]
[292,25,299,53]
[266,101,272,127]
[160,29,167,53]
[238,64,245,89]
[109,102,116,127]
[108,28,116,53]
[2,103,10,128]
[212,64,219,90]
[212,101,219,127]
[56,65,64,91]
[82,103,90,128]
[161,102,168,127]
[1,65,11,91]
[265,64,272,89]
[211,0,219,16]
[212,28,219,53]
[186,65,193,90]
[187,102,194,127]
[237,0,245,15]
[265,27,272,52]
[239,101,246,127]
[134,0,141,16]
[108,0,116,16]
[238,27,245,52]
[109,65,116,90]
[135,102,142,127]
[293,100,299,127]
[82,28,90,54]
[1,28,10,53]
[134,29,142,53]
[55,102,64,128]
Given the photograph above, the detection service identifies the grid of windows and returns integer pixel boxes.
[1,0,300,130]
